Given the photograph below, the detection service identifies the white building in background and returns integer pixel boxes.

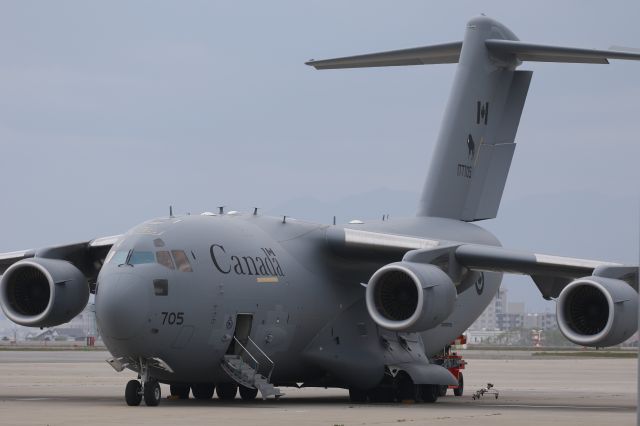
[524,312,556,330]
[68,303,97,336]
[0,303,98,342]
[466,329,504,344]
[468,287,557,333]
[468,288,507,331]
[508,302,525,316]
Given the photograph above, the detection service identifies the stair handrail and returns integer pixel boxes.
[232,336,259,381]
[246,336,275,381]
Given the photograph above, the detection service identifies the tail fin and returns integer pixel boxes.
[307,16,640,221]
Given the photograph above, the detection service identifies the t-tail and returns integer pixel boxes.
[307,16,640,221]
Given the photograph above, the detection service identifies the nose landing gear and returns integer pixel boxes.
[125,379,161,406]
[124,358,162,407]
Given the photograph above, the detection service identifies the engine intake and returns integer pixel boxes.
[0,258,90,327]
[557,276,637,347]
[366,262,456,332]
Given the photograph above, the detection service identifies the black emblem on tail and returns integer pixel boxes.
[467,134,475,160]
[477,101,489,125]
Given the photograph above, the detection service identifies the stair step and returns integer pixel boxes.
[220,344,279,399]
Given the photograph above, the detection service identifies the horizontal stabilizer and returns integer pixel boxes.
[485,39,640,64]
[306,40,640,70]
[305,42,462,69]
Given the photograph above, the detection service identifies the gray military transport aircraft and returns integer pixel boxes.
[1,16,639,407]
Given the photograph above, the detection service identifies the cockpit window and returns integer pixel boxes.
[129,251,155,265]
[156,251,175,270]
[172,250,193,272]
[109,251,128,265]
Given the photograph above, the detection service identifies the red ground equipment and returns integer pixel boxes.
[431,335,467,396]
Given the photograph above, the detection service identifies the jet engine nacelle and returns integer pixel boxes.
[366,262,456,332]
[556,276,638,347]
[0,258,89,328]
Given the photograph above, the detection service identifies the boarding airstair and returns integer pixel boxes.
[220,336,282,400]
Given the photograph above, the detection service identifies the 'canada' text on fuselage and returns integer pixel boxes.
[209,244,285,277]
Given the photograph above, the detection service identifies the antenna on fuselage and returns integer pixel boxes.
[218,206,225,214]
[253,207,259,216]
[169,205,174,218]
[333,216,336,225]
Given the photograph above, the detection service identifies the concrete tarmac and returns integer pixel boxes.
[0,351,635,426]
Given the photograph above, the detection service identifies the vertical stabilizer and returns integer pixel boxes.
[306,16,640,222]
[417,17,529,221]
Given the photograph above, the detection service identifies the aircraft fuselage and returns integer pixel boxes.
[95,213,501,388]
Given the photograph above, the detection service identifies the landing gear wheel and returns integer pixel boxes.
[125,380,142,406]
[216,382,238,400]
[453,373,464,397]
[239,385,259,401]
[420,384,439,403]
[368,387,395,403]
[348,388,368,403]
[396,373,419,402]
[192,383,215,400]
[170,384,190,399]
[438,385,448,397]
[143,380,161,406]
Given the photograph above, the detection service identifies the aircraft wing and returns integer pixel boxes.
[0,249,35,272]
[453,244,636,299]
[0,235,121,290]
[328,228,636,299]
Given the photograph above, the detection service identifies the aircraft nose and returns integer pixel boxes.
[96,272,150,340]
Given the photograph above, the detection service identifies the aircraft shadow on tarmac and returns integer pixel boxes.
[137,395,636,412]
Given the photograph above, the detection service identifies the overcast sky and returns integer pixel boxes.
[0,1,638,312]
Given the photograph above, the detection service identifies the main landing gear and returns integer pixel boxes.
[348,372,442,404]
[170,384,191,399]
[239,385,259,401]
[191,383,215,400]
[127,380,260,405]
[177,383,258,401]
[216,382,238,400]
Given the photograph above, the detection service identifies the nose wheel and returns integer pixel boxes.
[143,380,161,406]
[125,358,162,407]
[124,379,161,406]
[125,380,142,406]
